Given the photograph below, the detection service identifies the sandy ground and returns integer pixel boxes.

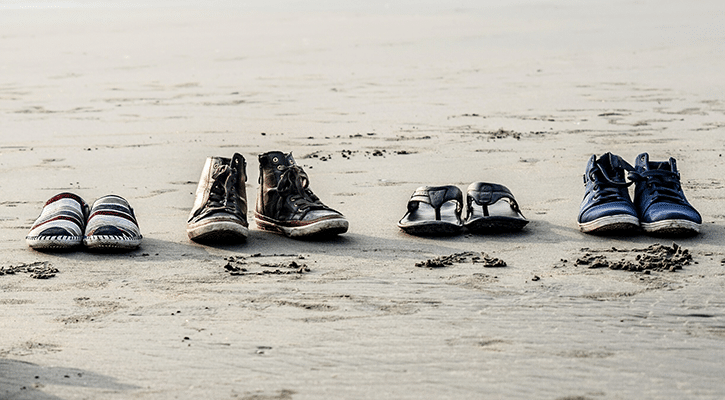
[2,1,725,399]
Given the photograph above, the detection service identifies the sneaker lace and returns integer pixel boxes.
[628,169,686,204]
[589,157,634,203]
[208,153,243,213]
[276,165,327,213]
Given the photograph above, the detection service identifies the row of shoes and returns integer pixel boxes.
[186,151,348,242]
[26,193,142,250]
[577,152,701,236]
[24,150,702,251]
[397,183,528,235]
[25,151,347,251]
[394,152,702,238]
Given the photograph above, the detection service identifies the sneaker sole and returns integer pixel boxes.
[641,219,700,236]
[26,235,82,250]
[578,215,640,234]
[84,235,142,250]
[255,213,348,238]
[187,220,249,242]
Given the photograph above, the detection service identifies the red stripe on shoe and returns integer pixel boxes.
[87,210,137,224]
[31,214,84,229]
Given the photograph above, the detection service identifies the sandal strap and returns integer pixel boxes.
[407,185,462,220]
[466,182,522,218]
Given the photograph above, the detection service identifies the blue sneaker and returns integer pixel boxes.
[578,153,639,234]
[630,153,701,236]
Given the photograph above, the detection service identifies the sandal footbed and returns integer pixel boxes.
[399,186,463,235]
[465,183,527,232]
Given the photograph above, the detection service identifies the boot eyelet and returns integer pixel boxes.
[277,165,283,170]
[272,157,279,163]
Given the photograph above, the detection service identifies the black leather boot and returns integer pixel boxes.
[187,153,248,242]
[255,151,348,238]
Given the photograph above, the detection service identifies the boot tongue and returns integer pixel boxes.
[259,151,281,162]
[259,151,293,167]
[285,152,296,166]
[208,162,234,209]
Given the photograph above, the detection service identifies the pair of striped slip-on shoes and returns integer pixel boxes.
[26,193,142,251]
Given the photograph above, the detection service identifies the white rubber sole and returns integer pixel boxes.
[641,219,700,236]
[26,235,82,250]
[84,235,142,250]
[187,218,249,242]
[578,214,640,234]
[255,213,348,238]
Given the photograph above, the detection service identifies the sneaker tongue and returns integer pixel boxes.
[602,153,618,169]
[651,160,674,172]
[597,153,624,181]
[638,153,676,173]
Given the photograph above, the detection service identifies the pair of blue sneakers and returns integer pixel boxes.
[578,152,701,236]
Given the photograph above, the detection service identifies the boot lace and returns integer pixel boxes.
[207,153,243,213]
[276,165,328,214]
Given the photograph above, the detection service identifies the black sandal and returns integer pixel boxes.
[398,185,463,236]
[464,182,528,233]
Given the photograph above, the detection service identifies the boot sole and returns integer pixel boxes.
[641,219,700,236]
[578,214,640,234]
[187,220,249,242]
[255,213,348,238]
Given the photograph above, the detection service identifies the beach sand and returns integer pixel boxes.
[2,1,725,399]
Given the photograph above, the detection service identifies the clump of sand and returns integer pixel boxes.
[0,261,58,279]
[574,243,693,273]
[223,254,310,276]
[415,252,507,269]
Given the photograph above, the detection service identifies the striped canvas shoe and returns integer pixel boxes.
[83,195,142,250]
[26,192,89,250]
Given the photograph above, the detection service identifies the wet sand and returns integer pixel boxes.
[2,1,725,399]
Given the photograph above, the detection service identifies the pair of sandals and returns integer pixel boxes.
[398,182,528,236]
